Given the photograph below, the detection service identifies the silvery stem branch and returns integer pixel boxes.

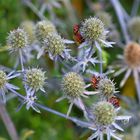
[110,0,130,43]
[61,0,78,24]
[19,50,24,72]
[0,103,19,140]
[131,0,140,17]
[24,0,46,20]
[98,50,103,74]
[35,103,92,128]
[11,89,91,128]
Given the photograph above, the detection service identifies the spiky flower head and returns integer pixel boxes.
[128,17,140,40]
[96,11,112,28]
[61,72,85,99]
[80,17,105,41]
[44,33,65,57]
[7,28,28,51]
[25,68,46,91]
[124,42,140,68]
[98,78,115,99]
[20,21,35,44]
[0,71,7,88]
[94,101,116,125]
[35,20,56,44]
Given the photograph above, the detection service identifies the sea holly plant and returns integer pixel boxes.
[2,0,140,140]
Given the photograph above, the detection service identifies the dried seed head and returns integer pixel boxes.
[80,17,105,41]
[128,17,140,40]
[25,68,46,91]
[0,71,7,88]
[44,33,65,57]
[98,78,115,99]
[7,28,28,51]
[94,101,116,125]
[96,12,112,28]
[124,42,140,68]
[20,21,35,44]
[61,72,85,99]
[35,20,56,44]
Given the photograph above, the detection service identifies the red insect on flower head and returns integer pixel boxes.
[73,24,80,34]
[73,24,85,44]
[91,75,101,89]
[108,96,120,108]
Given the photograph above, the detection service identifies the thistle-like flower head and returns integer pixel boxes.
[37,33,72,60]
[35,20,56,44]
[87,100,131,140]
[61,72,85,99]
[57,72,95,116]
[25,68,46,92]
[94,101,116,126]
[80,17,105,41]
[44,33,65,57]
[78,17,114,51]
[7,28,28,52]
[97,78,115,99]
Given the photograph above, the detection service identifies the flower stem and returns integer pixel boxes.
[10,89,91,128]
[62,0,78,24]
[0,103,19,140]
[35,103,91,128]
[110,0,130,43]
[19,50,24,72]
[87,46,93,58]
[98,50,103,74]
[131,0,140,17]
[24,0,46,20]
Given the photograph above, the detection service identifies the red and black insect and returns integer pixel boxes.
[73,24,84,44]
[91,75,101,89]
[108,96,120,108]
